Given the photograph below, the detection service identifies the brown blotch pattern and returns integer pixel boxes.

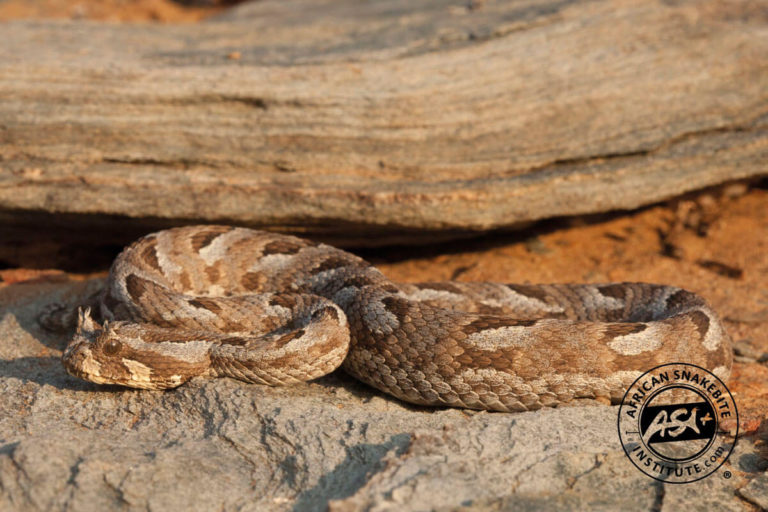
[597,284,627,300]
[666,289,705,310]
[169,271,190,292]
[507,284,550,302]
[602,323,647,340]
[190,226,233,252]
[463,316,537,335]
[205,265,221,283]
[341,274,380,289]
[222,321,248,333]
[220,336,250,346]
[262,239,306,256]
[274,329,306,348]
[312,306,340,322]
[269,295,299,309]
[126,274,152,302]
[687,310,710,339]
[381,296,412,320]
[310,256,358,275]
[140,239,161,272]
[188,298,223,314]
[241,271,266,291]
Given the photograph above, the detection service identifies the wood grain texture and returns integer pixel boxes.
[0,0,766,245]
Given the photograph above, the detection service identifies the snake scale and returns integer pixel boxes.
[59,225,733,412]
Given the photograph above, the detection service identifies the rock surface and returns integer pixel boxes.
[0,277,763,512]
[738,473,768,510]
[1,0,766,245]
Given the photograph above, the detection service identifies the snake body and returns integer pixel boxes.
[61,225,733,412]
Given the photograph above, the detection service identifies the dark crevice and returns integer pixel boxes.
[565,454,605,490]
[657,227,682,260]
[217,95,268,110]
[101,157,184,168]
[156,94,305,110]
[650,479,665,512]
[523,119,763,176]
[696,259,744,280]
[0,178,761,271]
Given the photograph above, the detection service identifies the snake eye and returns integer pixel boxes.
[102,338,122,356]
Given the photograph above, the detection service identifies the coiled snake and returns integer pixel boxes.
[58,226,732,412]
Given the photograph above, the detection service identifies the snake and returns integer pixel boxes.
[57,225,733,412]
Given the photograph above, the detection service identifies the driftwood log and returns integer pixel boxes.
[0,0,766,246]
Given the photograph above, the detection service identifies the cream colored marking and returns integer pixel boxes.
[122,358,153,382]
[405,288,463,302]
[206,284,227,297]
[712,365,730,380]
[465,326,535,349]
[170,375,183,386]
[80,348,102,377]
[500,287,567,315]
[249,253,294,271]
[155,232,183,275]
[145,340,211,364]
[607,328,662,356]
[198,229,249,266]
[702,310,724,351]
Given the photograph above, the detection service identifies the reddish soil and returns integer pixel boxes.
[0,0,229,22]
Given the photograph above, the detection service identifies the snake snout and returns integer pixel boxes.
[61,335,106,383]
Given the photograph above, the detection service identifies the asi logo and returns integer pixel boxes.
[618,363,738,483]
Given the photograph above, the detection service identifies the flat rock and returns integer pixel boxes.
[1,0,766,245]
[0,275,763,511]
[738,472,768,510]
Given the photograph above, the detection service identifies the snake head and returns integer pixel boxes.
[62,315,211,390]
[63,308,112,386]
[63,309,127,387]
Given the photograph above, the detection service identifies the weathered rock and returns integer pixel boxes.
[738,472,768,510]
[0,273,762,511]
[0,0,766,246]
